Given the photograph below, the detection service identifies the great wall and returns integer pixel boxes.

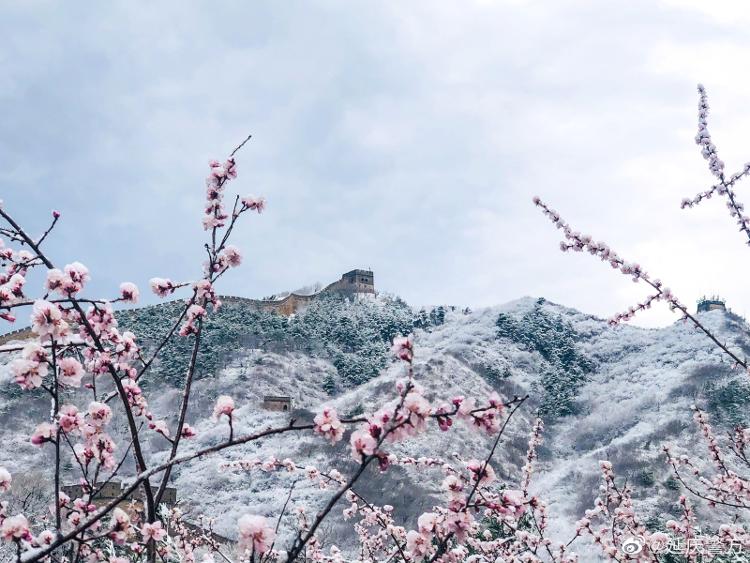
[0,269,375,346]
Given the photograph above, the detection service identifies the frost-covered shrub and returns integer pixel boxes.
[117,292,414,389]
[496,303,594,418]
[704,377,750,427]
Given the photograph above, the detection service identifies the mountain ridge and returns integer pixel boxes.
[0,294,748,557]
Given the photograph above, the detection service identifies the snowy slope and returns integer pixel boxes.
[0,295,747,556]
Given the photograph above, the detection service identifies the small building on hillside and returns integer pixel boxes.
[262,395,293,412]
[697,296,726,314]
[62,480,177,516]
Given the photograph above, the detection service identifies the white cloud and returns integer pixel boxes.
[2,1,750,327]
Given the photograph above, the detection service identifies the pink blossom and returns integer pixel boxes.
[221,245,242,267]
[36,529,55,546]
[467,459,496,485]
[141,521,166,543]
[87,432,117,469]
[84,303,118,338]
[225,158,238,179]
[391,335,413,362]
[314,406,344,444]
[1,514,30,542]
[30,422,56,446]
[149,419,170,438]
[0,467,11,492]
[30,299,69,341]
[64,262,90,291]
[241,196,266,213]
[11,358,47,390]
[5,274,25,298]
[58,357,84,387]
[45,268,67,294]
[499,489,526,518]
[0,287,13,308]
[237,514,275,555]
[213,395,235,420]
[442,475,464,497]
[88,401,112,427]
[442,511,472,542]
[115,331,139,360]
[119,282,140,303]
[417,512,438,534]
[22,342,47,363]
[194,279,216,305]
[181,424,197,438]
[179,304,207,337]
[58,404,84,434]
[406,530,431,558]
[350,429,377,460]
[109,507,131,544]
[149,278,176,298]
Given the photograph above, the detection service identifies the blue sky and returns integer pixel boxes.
[3,1,750,326]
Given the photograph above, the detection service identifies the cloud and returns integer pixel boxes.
[2,0,750,327]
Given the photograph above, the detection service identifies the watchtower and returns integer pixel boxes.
[697,296,726,314]
[329,269,375,295]
[262,395,293,412]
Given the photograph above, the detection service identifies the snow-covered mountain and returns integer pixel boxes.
[1,294,748,556]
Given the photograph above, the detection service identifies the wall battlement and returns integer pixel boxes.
[0,269,375,344]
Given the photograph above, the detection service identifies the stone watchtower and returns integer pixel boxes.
[327,269,375,295]
[697,296,726,314]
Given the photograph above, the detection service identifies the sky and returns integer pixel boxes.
[3,1,750,327]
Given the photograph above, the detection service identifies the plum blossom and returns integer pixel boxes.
[179,304,206,337]
[149,278,176,298]
[141,521,166,543]
[695,84,725,178]
[109,507,132,544]
[241,196,266,213]
[58,356,84,387]
[314,406,344,444]
[442,511,472,542]
[5,274,25,298]
[181,424,197,438]
[213,395,235,420]
[84,303,118,338]
[11,357,47,390]
[45,265,88,296]
[417,512,438,535]
[115,331,139,360]
[442,475,464,497]
[221,245,242,268]
[44,268,67,294]
[30,422,56,446]
[58,404,84,434]
[85,432,117,469]
[237,514,275,555]
[406,530,431,558]
[30,299,69,341]
[499,489,526,518]
[87,401,112,427]
[391,335,413,362]
[119,282,140,303]
[467,459,496,485]
[350,430,377,461]
[1,514,30,542]
[0,467,10,493]
[63,262,90,292]
[149,419,170,439]
[35,530,55,546]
